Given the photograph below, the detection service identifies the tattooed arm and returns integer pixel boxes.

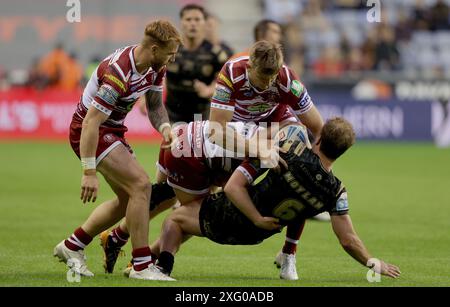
[145,90,172,143]
[145,90,169,129]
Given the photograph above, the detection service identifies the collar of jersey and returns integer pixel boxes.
[130,45,153,77]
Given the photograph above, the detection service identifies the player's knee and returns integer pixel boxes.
[112,197,128,214]
[161,213,181,236]
[169,209,186,227]
[130,174,152,197]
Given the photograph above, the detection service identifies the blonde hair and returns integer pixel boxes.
[142,20,183,48]
[249,40,283,76]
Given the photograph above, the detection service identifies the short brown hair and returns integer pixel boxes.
[143,20,183,48]
[254,19,281,42]
[249,40,283,76]
[320,117,356,160]
[179,4,206,19]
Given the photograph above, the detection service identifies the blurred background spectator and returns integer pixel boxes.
[283,22,306,76]
[374,24,400,71]
[205,12,235,56]
[1,0,448,147]
[262,0,304,24]
[1,0,450,89]
[429,0,450,31]
[84,55,102,84]
[37,43,83,91]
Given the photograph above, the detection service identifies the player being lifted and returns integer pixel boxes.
[99,119,283,274]
[150,118,401,281]
[53,20,182,281]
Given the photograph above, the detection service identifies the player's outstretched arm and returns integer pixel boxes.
[145,90,172,144]
[224,170,280,231]
[80,107,109,204]
[297,105,324,141]
[209,108,279,166]
[209,107,236,148]
[331,214,401,278]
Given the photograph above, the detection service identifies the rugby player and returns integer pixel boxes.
[99,119,285,274]
[209,40,324,278]
[53,20,181,281]
[165,4,231,123]
[151,118,401,281]
[208,40,323,169]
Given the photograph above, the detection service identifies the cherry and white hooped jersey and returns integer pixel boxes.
[211,56,313,123]
[75,45,166,127]
[173,120,258,160]
[169,120,261,186]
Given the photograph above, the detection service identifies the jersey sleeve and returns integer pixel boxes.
[329,186,349,216]
[92,65,128,116]
[280,67,314,116]
[211,63,235,112]
[150,67,166,92]
[236,158,264,184]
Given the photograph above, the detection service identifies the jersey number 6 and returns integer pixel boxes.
[272,199,305,222]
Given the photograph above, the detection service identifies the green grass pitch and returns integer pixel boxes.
[0,141,449,287]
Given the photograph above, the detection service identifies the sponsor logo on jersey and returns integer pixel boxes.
[201,64,214,77]
[297,88,311,107]
[103,134,115,144]
[336,192,349,211]
[218,50,229,63]
[184,60,195,72]
[130,79,148,92]
[126,101,135,112]
[104,74,127,93]
[96,85,119,106]
[247,103,273,113]
[291,80,304,97]
[167,62,180,73]
[168,171,183,183]
[219,73,233,89]
[213,87,232,103]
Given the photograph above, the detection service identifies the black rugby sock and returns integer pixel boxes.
[156,251,175,275]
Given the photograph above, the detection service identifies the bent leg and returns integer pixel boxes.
[282,220,306,254]
[156,201,202,275]
[97,145,152,252]
[173,188,208,206]
[81,175,130,236]
[117,195,177,237]
[159,200,203,255]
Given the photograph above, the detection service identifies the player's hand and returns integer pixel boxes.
[193,80,213,98]
[368,259,401,279]
[378,261,401,278]
[81,172,99,204]
[254,216,281,231]
[160,125,175,149]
